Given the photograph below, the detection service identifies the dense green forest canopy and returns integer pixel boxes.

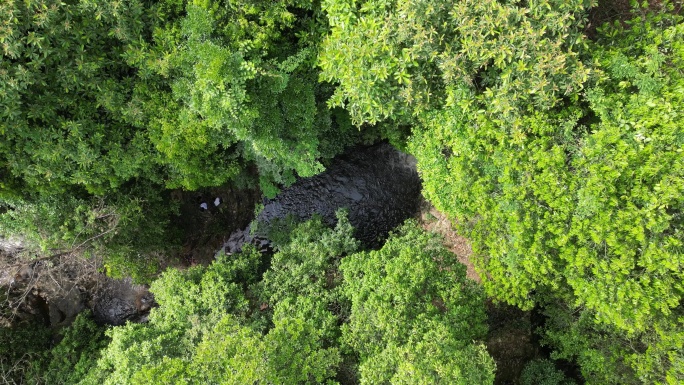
[3,216,496,384]
[1,0,683,384]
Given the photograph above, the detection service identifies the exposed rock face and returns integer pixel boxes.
[48,287,85,328]
[218,142,422,255]
[92,278,154,326]
[0,236,25,255]
[1,258,154,328]
[0,261,89,328]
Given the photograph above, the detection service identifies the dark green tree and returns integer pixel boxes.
[0,0,155,195]
[125,0,359,195]
[0,0,180,279]
[0,0,360,278]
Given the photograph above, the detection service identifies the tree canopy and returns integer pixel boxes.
[1,1,682,383]
[321,0,683,382]
[0,0,362,277]
[70,215,493,384]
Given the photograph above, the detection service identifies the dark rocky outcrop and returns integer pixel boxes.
[218,142,422,255]
[92,278,154,326]
[1,257,154,328]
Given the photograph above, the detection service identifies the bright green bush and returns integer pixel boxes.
[541,301,684,385]
[340,221,495,384]
[409,7,684,384]
[320,0,594,126]
[81,248,259,384]
[547,17,684,385]
[259,211,358,306]
[81,216,351,385]
[564,10,684,335]
[520,359,575,385]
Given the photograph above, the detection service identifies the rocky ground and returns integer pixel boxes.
[0,182,261,329]
[218,142,422,255]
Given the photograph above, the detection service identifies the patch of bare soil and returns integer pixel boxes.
[1,250,101,329]
[415,198,480,283]
[1,248,155,328]
[415,199,538,384]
